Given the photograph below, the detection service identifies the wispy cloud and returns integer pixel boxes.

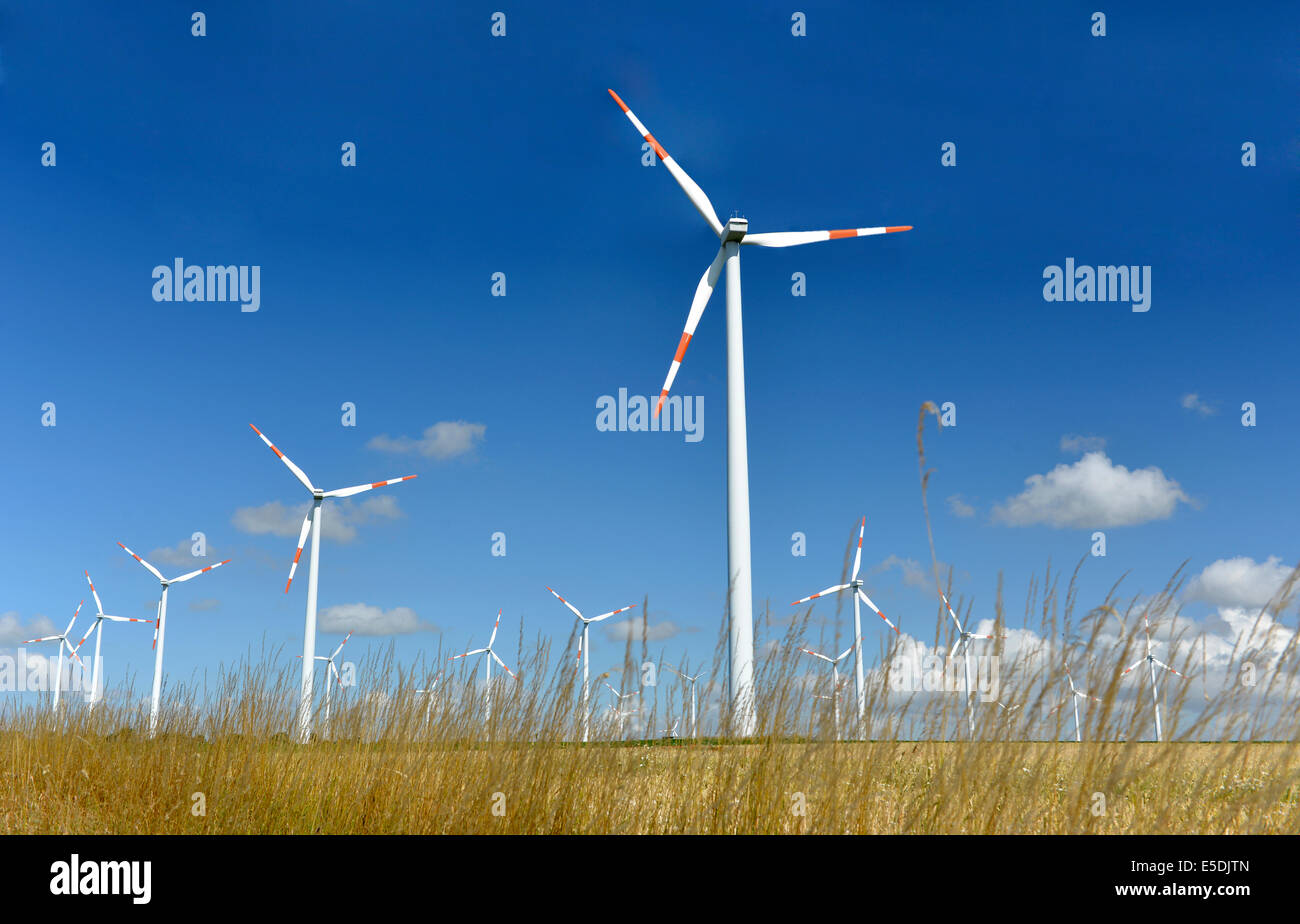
[603,620,680,643]
[149,538,222,568]
[367,421,485,460]
[993,451,1190,528]
[188,598,221,612]
[1059,434,1106,454]
[318,602,435,636]
[946,494,975,518]
[0,612,56,646]
[231,495,403,543]
[1181,393,1216,416]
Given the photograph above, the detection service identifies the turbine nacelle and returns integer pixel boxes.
[723,216,748,242]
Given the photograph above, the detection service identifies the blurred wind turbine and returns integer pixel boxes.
[117,543,230,736]
[75,571,152,711]
[798,638,859,741]
[1047,659,1100,743]
[23,602,85,715]
[792,516,899,733]
[664,662,705,738]
[415,673,442,732]
[941,592,1000,738]
[249,424,416,743]
[1122,613,1186,742]
[603,681,640,739]
[545,586,636,743]
[449,609,515,725]
[301,631,352,737]
[608,90,911,737]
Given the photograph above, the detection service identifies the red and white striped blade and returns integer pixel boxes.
[655,245,725,419]
[1046,699,1068,717]
[791,583,850,606]
[590,603,636,623]
[608,89,723,236]
[22,634,61,644]
[851,516,866,581]
[488,609,502,647]
[329,659,343,686]
[286,509,313,593]
[1152,658,1184,678]
[1121,658,1145,675]
[170,559,232,585]
[858,589,899,633]
[62,637,85,668]
[249,424,316,493]
[835,639,859,663]
[491,651,515,679]
[742,226,912,248]
[450,648,487,661]
[545,586,583,620]
[331,631,353,660]
[151,599,161,650]
[63,601,83,638]
[324,475,417,499]
[118,542,164,583]
[940,593,964,635]
[75,619,97,650]
[104,615,151,624]
[799,647,833,664]
[84,570,105,616]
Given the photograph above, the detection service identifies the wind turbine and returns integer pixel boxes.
[248,424,416,743]
[1047,659,1100,743]
[75,570,152,711]
[608,89,911,736]
[941,592,1000,738]
[663,662,705,738]
[300,631,352,737]
[449,610,515,725]
[415,673,442,733]
[117,543,231,736]
[1122,612,1186,742]
[545,586,636,743]
[792,516,900,733]
[23,602,85,715]
[602,681,640,739]
[797,638,859,741]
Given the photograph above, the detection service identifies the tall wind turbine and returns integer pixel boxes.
[1122,613,1185,742]
[248,424,416,743]
[663,662,704,738]
[1048,659,1100,743]
[117,543,230,736]
[76,571,152,711]
[792,516,900,733]
[449,610,515,725]
[23,602,85,715]
[545,586,636,743]
[941,592,999,738]
[608,89,911,736]
[797,638,859,741]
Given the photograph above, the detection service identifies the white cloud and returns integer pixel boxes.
[318,602,433,636]
[232,495,403,543]
[188,598,221,612]
[149,538,221,568]
[604,620,680,643]
[0,612,56,646]
[946,494,976,518]
[367,421,485,460]
[1185,556,1295,611]
[992,452,1190,528]
[1059,434,1106,454]
[1181,393,1216,416]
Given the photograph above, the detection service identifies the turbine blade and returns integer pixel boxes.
[331,631,353,660]
[249,424,316,492]
[169,559,232,585]
[607,89,723,236]
[835,639,859,663]
[545,586,583,620]
[851,516,866,581]
[799,647,833,664]
[22,635,60,644]
[64,601,83,638]
[857,589,899,634]
[655,245,726,419]
[491,651,515,679]
[117,543,164,583]
[450,648,487,660]
[323,475,417,499]
[488,609,502,647]
[75,620,97,650]
[287,508,313,593]
[590,603,636,623]
[1152,658,1184,678]
[741,226,912,247]
[63,638,85,668]
[84,570,105,616]
[1121,658,1145,675]
[940,593,964,634]
[791,583,850,606]
[103,615,150,623]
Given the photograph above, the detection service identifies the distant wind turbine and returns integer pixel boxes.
[1122,612,1186,742]
[608,89,912,737]
[1047,659,1100,742]
[117,543,230,736]
[75,571,152,711]
[663,662,705,738]
[941,592,1001,738]
[545,586,636,743]
[23,602,85,715]
[248,424,416,743]
[798,638,859,741]
[299,631,353,738]
[449,610,515,725]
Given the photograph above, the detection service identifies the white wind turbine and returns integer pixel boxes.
[1122,612,1186,742]
[1048,658,1100,743]
[117,543,231,736]
[545,586,636,743]
[449,610,515,725]
[941,592,1000,738]
[75,570,152,711]
[300,631,352,737]
[248,424,416,743]
[415,672,442,733]
[609,89,911,736]
[602,680,640,739]
[798,638,859,741]
[663,662,705,738]
[792,516,900,733]
[23,602,85,715]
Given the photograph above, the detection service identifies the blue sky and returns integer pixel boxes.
[1,3,1296,724]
